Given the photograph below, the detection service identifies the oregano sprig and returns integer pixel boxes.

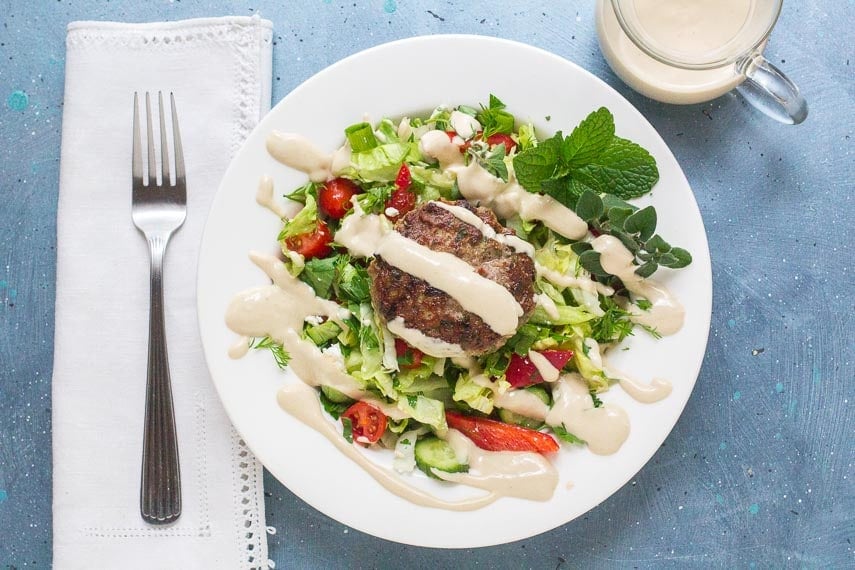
[570,190,692,279]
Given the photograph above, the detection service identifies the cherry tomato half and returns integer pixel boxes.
[485,133,517,152]
[394,163,412,192]
[385,188,416,220]
[506,350,574,388]
[342,401,388,445]
[318,177,360,219]
[395,338,424,370]
[284,221,333,260]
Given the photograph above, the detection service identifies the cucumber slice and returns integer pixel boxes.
[414,437,468,478]
[320,385,353,404]
[497,409,545,430]
[497,385,551,429]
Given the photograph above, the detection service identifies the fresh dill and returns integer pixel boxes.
[250,336,290,369]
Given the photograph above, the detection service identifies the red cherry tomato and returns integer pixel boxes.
[284,221,333,260]
[395,338,424,370]
[318,177,359,219]
[385,188,416,220]
[342,401,388,445]
[445,411,559,454]
[505,350,574,388]
[394,164,412,191]
[485,133,517,152]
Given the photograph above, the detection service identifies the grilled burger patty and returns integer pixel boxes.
[368,200,536,355]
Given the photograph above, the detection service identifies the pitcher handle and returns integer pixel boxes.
[735,53,808,124]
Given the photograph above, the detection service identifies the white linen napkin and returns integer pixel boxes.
[53,17,273,570]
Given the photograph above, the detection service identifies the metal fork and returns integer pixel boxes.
[132,91,185,524]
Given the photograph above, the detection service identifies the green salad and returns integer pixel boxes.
[250,95,692,477]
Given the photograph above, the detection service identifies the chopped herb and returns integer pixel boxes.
[319,389,351,419]
[476,94,515,137]
[552,424,585,444]
[590,390,603,408]
[341,416,354,443]
[249,336,290,369]
[636,299,653,311]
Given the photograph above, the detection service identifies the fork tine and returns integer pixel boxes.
[158,92,171,186]
[170,93,185,189]
[132,93,143,184]
[145,92,156,185]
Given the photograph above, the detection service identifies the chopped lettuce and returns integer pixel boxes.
[350,142,421,183]
[452,374,497,415]
[277,194,319,243]
[397,394,446,431]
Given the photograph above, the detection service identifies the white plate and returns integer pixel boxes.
[197,35,712,548]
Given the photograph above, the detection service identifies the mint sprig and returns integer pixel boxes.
[476,94,515,137]
[512,107,659,202]
[570,190,692,279]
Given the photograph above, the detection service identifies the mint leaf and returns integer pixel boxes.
[538,175,588,209]
[562,107,615,169]
[572,137,659,199]
[512,133,561,191]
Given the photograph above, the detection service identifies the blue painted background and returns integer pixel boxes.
[0,1,852,568]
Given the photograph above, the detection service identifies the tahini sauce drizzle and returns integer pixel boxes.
[546,373,630,455]
[592,235,685,335]
[432,201,534,256]
[528,350,561,382]
[277,383,497,511]
[226,253,556,508]
[387,316,466,358]
[255,176,289,219]
[433,429,559,501]
[266,131,349,182]
[419,130,588,239]
[336,203,525,336]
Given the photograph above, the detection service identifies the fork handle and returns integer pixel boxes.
[140,235,182,524]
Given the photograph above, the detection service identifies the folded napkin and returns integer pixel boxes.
[53,17,273,570]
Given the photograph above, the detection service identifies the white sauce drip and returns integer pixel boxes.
[528,350,561,382]
[603,361,673,404]
[228,336,250,359]
[592,235,685,335]
[266,131,332,182]
[536,263,616,297]
[434,430,558,501]
[387,317,466,358]
[255,176,289,219]
[545,373,630,455]
[536,293,560,320]
[419,131,588,240]
[432,201,534,257]
[494,389,549,420]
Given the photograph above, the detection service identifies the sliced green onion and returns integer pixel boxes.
[345,122,378,152]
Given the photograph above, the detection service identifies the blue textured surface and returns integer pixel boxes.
[1,1,852,568]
